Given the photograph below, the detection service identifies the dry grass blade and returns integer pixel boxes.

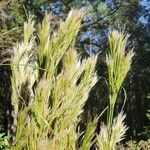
[80,117,98,150]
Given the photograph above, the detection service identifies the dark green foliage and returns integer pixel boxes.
[0,133,9,149]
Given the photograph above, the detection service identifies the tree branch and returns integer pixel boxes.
[85,0,123,27]
[81,40,107,48]
[60,0,71,11]
[88,0,100,18]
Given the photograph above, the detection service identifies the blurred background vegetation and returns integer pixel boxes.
[0,0,149,146]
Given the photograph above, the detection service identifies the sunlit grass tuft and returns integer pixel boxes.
[97,112,128,150]
[97,29,134,150]
[106,30,134,130]
[10,9,134,149]
[10,9,98,150]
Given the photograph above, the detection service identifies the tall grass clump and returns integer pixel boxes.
[10,9,98,150]
[97,30,134,150]
[9,7,134,149]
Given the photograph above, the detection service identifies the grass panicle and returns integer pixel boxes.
[106,30,134,130]
[97,112,128,150]
[97,30,134,150]
[10,9,98,150]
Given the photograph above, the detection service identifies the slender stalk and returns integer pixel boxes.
[107,94,117,137]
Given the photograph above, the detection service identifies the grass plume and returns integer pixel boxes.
[97,30,134,150]
[10,9,98,150]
